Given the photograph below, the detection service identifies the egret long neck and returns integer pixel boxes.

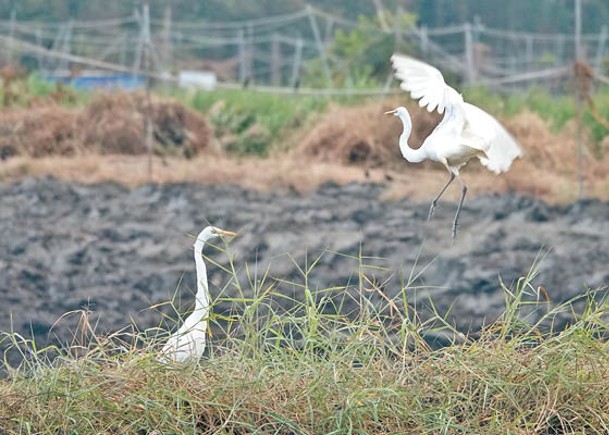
[397,112,426,163]
[193,242,210,315]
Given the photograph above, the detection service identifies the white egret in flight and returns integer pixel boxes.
[386,54,523,239]
[159,226,237,363]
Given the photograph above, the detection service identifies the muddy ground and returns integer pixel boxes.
[1,177,608,353]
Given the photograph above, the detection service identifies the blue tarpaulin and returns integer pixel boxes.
[45,73,145,90]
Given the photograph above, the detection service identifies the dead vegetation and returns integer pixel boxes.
[1,64,27,108]
[292,100,609,202]
[293,101,441,169]
[0,92,219,159]
[1,94,608,203]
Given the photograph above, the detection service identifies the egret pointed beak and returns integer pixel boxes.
[216,229,237,238]
[384,109,397,115]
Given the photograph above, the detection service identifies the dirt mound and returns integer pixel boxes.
[294,101,441,168]
[0,93,219,158]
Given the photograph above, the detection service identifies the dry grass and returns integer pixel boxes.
[2,251,609,434]
[0,106,80,157]
[1,98,609,203]
[3,150,609,204]
[293,100,441,169]
[0,92,218,159]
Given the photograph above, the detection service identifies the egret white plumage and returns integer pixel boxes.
[159,226,236,363]
[386,54,523,239]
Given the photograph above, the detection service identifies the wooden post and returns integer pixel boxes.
[464,23,476,85]
[473,15,482,72]
[555,35,565,66]
[238,28,246,84]
[419,25,429,58]
[246,22,254,84]
[595,25,608,73]
[8,8,16,64]
[143,0,153,181]
[525,36,533,69]
[290,37,303,89]
[35,28,45,72]
[132,8,144,74]
[323,19,334,46]
[394,6,403,50]
[159,4,172,71]
[120,31,128,66]
[575,0,585,199]
[271,33,281,86]
[307,6,332,85]
[57,19,73,74]
[371,0,390,32]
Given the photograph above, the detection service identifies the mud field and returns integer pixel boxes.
[1,177,608,351]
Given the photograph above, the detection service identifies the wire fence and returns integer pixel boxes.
[1,6,609,94]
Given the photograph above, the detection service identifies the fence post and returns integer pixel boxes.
[464,23,476,85]
[238,28,246,84]
[159,4,172,72]
[323,18,334,46]
[306,6,332,86]
[271,33,281,85]
[419,25,429,58]
[525,36,533,69]
[142,0,154,181]
[57,19,73,74]
[132,8,144,75]
[595,25,608,74]
[8,8,16,64]
[246,22,254,84]
[290,37,303,89]
[120,31,128,66]
[555,35,565,66]
[575,0,585,199]
[35,28,46,72]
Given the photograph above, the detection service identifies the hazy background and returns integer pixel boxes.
[2,0,609,33]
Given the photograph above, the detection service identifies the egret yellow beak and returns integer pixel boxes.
[384,109,396,115]
[216,229,238,238]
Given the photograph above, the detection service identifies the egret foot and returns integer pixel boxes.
[428,201,437,221]
[451,177,467,241]
[451,217,458,241]
[428,172,455,222]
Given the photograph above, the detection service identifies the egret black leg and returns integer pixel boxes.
[428,172,455,221]
[452,175,467,240]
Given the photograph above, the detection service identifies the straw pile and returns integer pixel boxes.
[0,92,219,158]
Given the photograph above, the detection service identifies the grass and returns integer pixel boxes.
[173,88,375,156]
[1,244,609,434]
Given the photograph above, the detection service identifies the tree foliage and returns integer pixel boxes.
[1,0,608,34]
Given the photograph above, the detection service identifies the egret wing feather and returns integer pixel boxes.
[463,103,524,174]
[391,53,459,115]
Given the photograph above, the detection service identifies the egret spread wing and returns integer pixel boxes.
[462,103,524,174]
[391,53,460,114]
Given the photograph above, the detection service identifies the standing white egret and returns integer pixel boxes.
[386,54,523,239]
[159,226,237,363]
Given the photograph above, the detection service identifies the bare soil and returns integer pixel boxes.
[1,177,608,352]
